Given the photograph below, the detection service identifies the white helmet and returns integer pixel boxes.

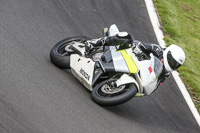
[163,44,185,72]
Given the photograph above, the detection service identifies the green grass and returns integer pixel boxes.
[153,0,200,112]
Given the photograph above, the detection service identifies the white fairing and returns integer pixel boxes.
[70,54,95,91]
[113,49,161,95]
[116,74,139,91]
[137,54,159,95]
[69,48,162,95]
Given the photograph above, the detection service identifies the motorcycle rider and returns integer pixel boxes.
[86,29,185,90]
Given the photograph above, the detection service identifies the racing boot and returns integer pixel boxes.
[85,37,107,56]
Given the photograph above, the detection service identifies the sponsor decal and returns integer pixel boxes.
[148,66,153,73]
[79,68,90,81]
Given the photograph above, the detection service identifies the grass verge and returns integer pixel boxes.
[153,0,200,112]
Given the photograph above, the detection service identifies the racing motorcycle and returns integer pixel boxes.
[50,24,163,106]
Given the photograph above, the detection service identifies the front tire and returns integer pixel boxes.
[91,79,138,106]
[50,36,91,69]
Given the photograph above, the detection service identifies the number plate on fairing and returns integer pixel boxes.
[70,54,95,91]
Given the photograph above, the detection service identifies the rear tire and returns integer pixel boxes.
[50,36,91,69]
[91,79,137,106]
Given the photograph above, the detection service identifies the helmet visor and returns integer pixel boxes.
[167,51,181,70]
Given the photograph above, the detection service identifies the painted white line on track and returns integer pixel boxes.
[144,0,200,126]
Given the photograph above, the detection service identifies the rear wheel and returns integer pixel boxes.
[91,79,137,106]
[50,36,91,69]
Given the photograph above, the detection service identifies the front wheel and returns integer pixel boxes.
[50,36,91,69]
[91,79,138,106]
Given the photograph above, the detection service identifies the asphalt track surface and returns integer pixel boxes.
[0,0,199,133]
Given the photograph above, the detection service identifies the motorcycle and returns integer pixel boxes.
[50,24,163,106]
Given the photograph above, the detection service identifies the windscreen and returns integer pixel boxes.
[154,56,163,77]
